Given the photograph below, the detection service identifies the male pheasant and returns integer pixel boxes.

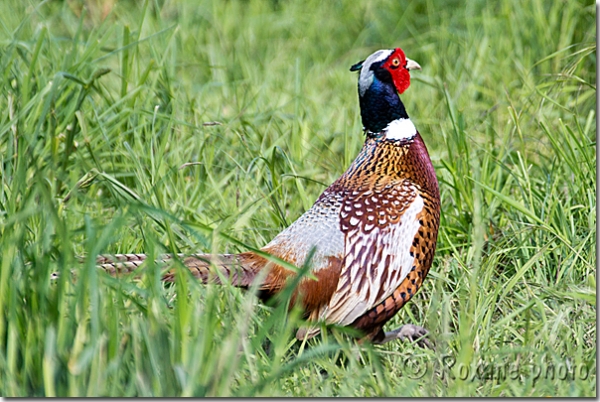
[97,48,440,346]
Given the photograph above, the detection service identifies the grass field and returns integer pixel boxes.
[0,0,596,397]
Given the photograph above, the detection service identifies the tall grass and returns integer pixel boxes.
[0,0,595,396]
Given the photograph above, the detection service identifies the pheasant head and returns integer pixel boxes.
[350,48,421,138]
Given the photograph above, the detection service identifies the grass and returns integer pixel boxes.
[0,0,596,397]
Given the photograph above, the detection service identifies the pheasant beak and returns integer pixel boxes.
[405,58,421,71]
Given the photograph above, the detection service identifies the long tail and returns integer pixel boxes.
[96,252,277,290]
[97,252,323,340]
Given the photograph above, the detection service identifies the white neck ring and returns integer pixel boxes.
[382,118,417,140]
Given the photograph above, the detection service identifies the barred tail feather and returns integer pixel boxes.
[96,252,267,288]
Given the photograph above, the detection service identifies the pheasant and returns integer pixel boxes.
[97,47,440,346]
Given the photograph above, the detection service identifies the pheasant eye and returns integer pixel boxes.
[391,58,400,67]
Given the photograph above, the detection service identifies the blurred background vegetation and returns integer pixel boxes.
[0,0,596,396]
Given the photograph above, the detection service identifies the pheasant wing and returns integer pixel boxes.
[324,182,423,327]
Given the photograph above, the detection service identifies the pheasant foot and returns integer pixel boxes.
[374,324,433,349]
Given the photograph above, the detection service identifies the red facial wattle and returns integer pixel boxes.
[382,48,411,94]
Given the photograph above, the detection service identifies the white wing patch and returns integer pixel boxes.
[263,190,345,272]
[324,194,424,326]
